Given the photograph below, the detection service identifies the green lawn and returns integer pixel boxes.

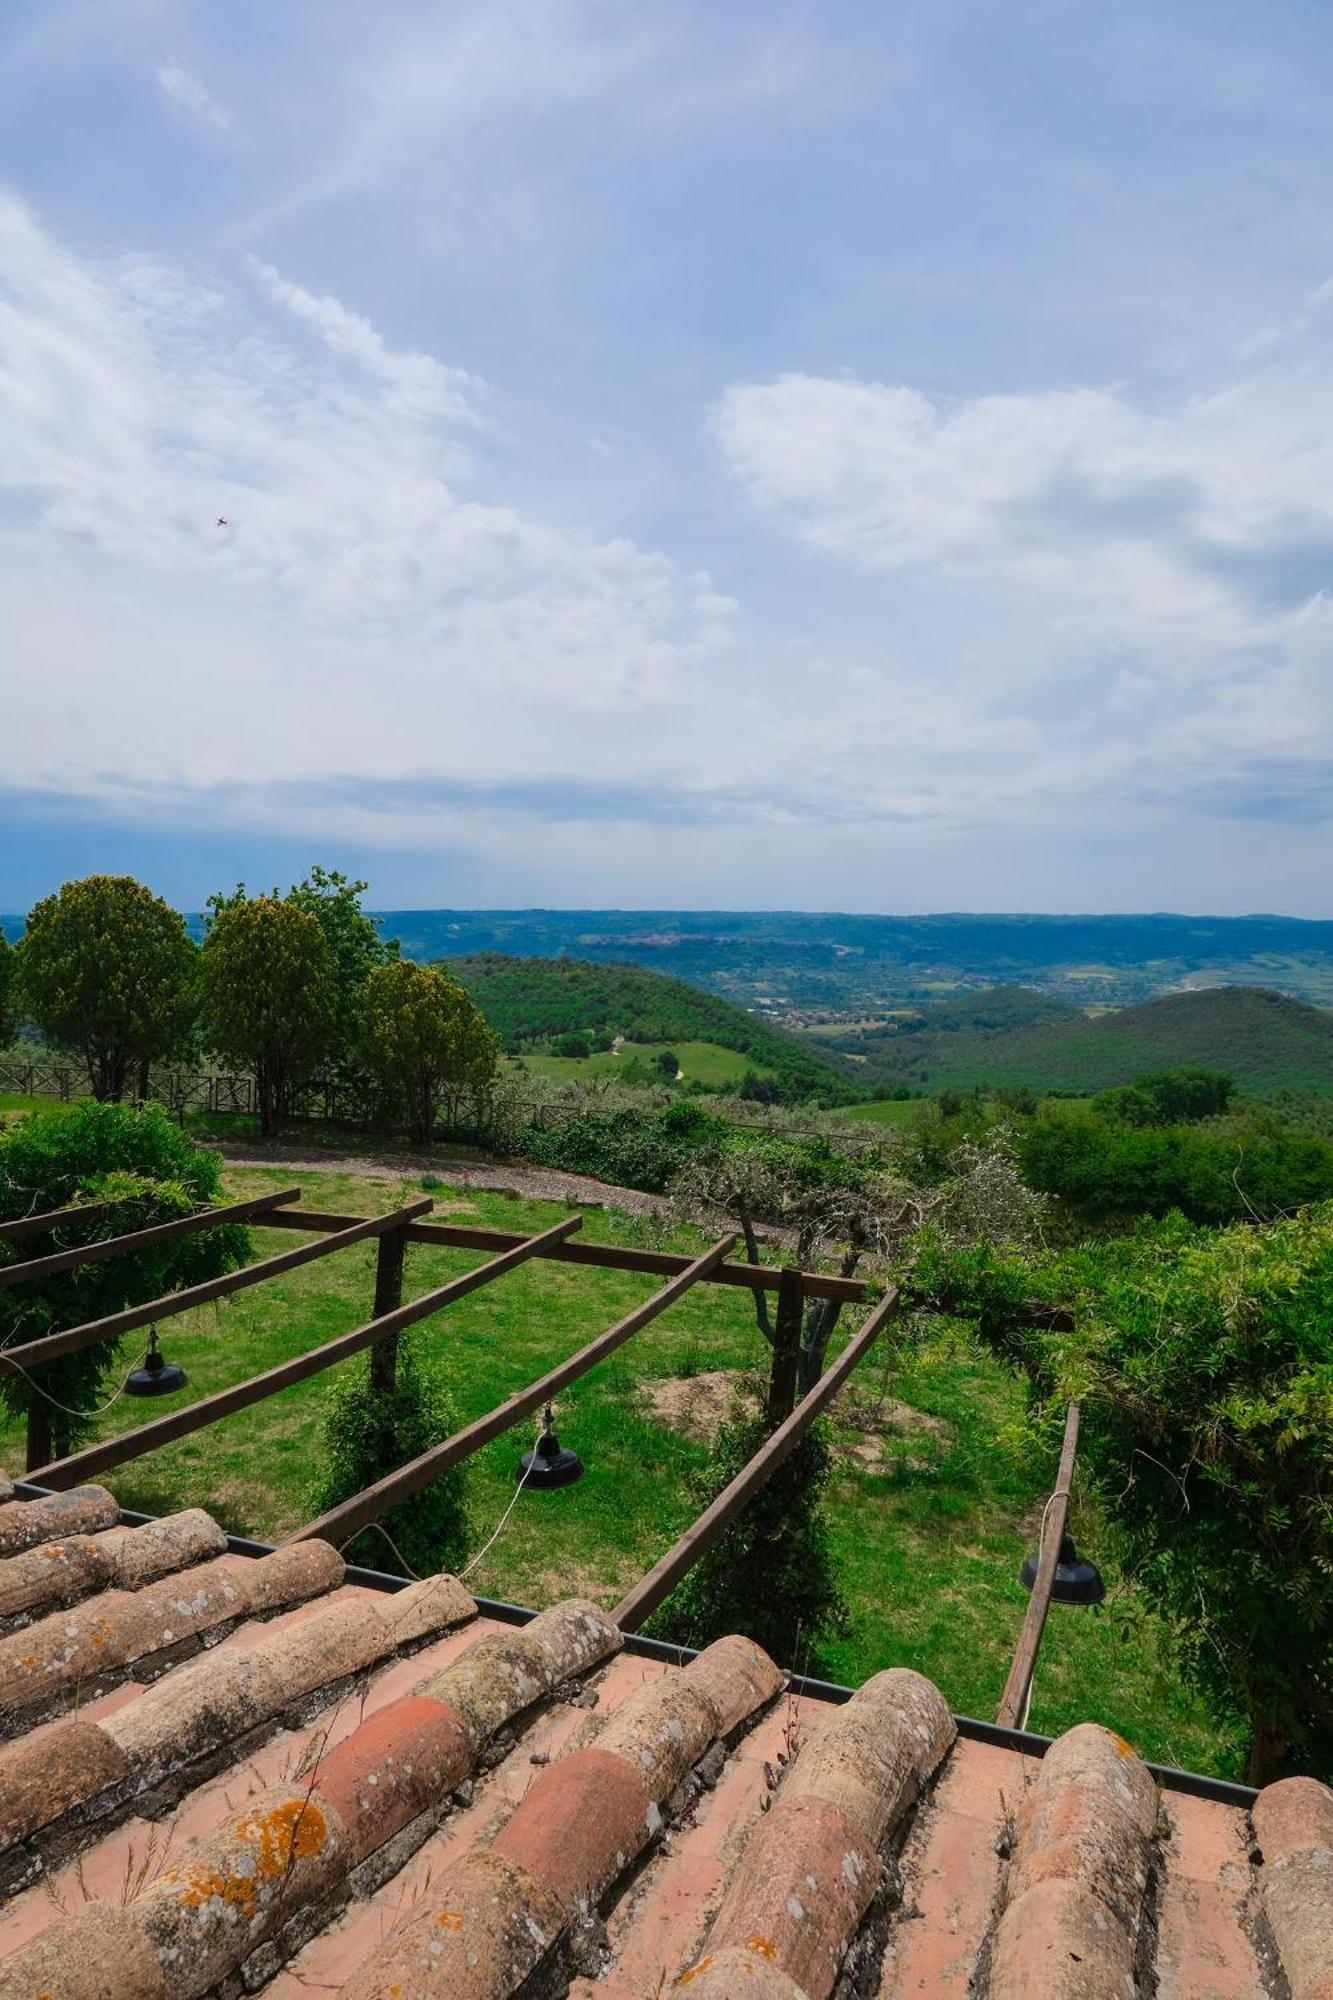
[511,1039,765,1088]
[833,1098,918,1128]
[0,1163,1241,1776]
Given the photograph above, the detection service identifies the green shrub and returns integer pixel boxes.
[310,1338,470,1578]
[0,1103,246,1460]
[647,1413,849,1671]
[918,1204,1333,1783]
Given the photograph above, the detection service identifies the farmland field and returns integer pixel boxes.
[0,1161,1241,1776]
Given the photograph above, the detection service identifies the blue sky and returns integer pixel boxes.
[3,0,1333,913]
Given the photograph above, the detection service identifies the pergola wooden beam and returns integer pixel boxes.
[29,1214,584,1491]
[263,1207,868,1304]
[0,1187,301,1290]
[995,1400,1080,1730]
[0,1201,117,1246]
[291,1231,740,1549]
[0,1197,436,1373]
[611,1279,904,1633]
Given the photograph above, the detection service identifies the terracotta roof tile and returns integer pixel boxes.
[0,1541,343,1736]
[0,1508,225,1628]
[342,1635,781,1999]
[0,1477,1327,2000]
[0,1484,118,1557]
[1254,1775,1333,2000]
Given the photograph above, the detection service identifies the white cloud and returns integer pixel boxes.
[715,368,1333,645]
[714,361,1333,834]
[155,59,234,139]
[0,187,731,793]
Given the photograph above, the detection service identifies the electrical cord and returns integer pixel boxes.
[336,1415,546,1586]
[0,1346,150,1419]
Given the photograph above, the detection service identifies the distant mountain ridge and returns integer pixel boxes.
[6,905,1333,1013]
[373,909,1333,1012]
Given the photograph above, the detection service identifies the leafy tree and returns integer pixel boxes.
[554,1032,591,1059]
[17,876,197,1100]
[200,893,336,1136]
[355,959,498,1144]
[0,1104,248,1466]
[288,868,397,1102]
[1093,1067,1236,1126]
[654,1048,680,1080]
[647,1413,848,1670]
[309,1336,470,1577]
[0,929,14,1049]
[917,1205,1333,1785]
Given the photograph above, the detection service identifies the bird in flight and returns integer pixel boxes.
[216,516,229,528]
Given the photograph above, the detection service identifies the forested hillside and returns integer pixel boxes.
[448,953,852,1101]
[827,985,1333,1095]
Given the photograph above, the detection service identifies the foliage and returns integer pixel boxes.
[449,953,854,1102]
[354,959,498,1143]
[0,1104,247,1458]
[828,985,1333,1098]
[288,868,397,1103]
[1018,1101,1333,1226]
[519,1097,731,1191]
[1092,1066,1236,1125]
[647,1412,849,1670]
[917,1205,1333,1783]
[200,893,336,1136]
[308,1336,470,1577]
[0,930,12,1051]
[17,876,197,1101]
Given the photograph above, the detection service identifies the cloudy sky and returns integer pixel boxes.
[3,0,1333,914]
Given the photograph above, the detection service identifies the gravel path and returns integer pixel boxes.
[210,1140,672,1219]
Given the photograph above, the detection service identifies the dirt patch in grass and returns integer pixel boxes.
[640,1370,956,1478]
[639,1369,761,1442]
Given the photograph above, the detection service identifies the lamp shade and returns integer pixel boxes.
[1019,1533,1104,1605]
[516,1403,583,1488]
[124,1330,188,1399]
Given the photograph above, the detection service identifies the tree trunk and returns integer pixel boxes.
[25,1399,52,1473]
[798,1244,866,1393]
[137,1055,151,1103]
[1245,1708,1292,1788]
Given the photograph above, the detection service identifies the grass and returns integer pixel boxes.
[510,1038,766,1088]
[834,1098,918,1127]
[0,1160,1243,1777]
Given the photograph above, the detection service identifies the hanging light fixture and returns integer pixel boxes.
[1019,1533,1105,1605]
[124,1327,188,1398]
[515,1401,583,1489]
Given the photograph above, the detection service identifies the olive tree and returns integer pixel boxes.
[199,893,336,1137]
[355,959,498,1144]
[18,876,197,1100]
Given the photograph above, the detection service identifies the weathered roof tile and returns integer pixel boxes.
[0,1485,118,1556]
[1254,1775,1333,2000]
[676,1666,955,2000]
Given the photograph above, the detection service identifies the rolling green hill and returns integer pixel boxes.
[823,986,1333,1096]
[447,953,854,1102]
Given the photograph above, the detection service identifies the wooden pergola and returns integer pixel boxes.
[0,1188,1064,1700]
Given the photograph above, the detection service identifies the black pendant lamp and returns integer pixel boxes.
[1020,1533,1104,1606]
[125,1327,188,1398]
[515,1401,584,1489]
